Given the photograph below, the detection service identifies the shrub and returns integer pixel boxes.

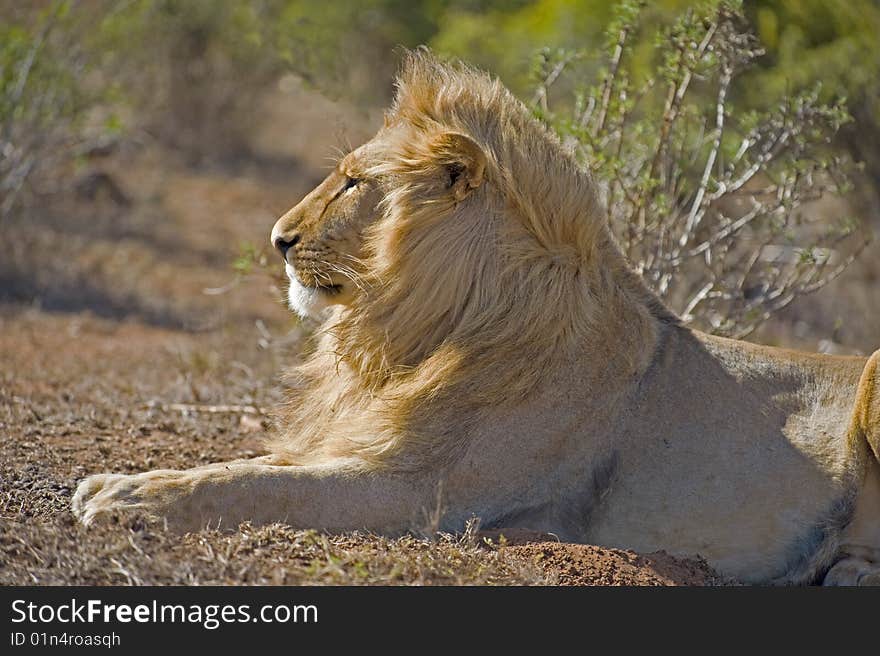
[0,1,94,221]
[531,0,867,337]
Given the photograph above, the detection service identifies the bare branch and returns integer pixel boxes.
[593,25,630,134]
[679,65,731,247]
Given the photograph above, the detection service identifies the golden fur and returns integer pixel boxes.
[73,51,880,585]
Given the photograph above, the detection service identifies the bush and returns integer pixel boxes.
[93,0,449,159]
[532,0,867,337]
[0,1,93,221]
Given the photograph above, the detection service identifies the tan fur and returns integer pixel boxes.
[854,351,880,461]
[73,51,880,585]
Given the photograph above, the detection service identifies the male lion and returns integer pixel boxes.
[73,52,880,585]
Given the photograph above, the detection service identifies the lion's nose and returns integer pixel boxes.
[273,233,301,261]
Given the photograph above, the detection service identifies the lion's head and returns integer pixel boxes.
[270,131,488,320]
[270,69,491,321]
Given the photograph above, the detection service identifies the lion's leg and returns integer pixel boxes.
[822,458,880,586]
[72,457,437,534]
[823,354,880,586]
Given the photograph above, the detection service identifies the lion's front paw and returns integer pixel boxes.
[71,470,194,528]
[71,473,129,524]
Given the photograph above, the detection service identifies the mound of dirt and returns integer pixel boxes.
[502,542,720,586]
[477,529,721,586]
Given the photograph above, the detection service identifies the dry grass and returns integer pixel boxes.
[0,517,550,586]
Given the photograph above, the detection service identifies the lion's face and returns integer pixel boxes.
[271,124,488,320]
[271,143,384,318]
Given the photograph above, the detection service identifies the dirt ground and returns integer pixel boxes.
[0,116,730,586]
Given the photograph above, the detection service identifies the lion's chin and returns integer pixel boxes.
[286,269,344,319]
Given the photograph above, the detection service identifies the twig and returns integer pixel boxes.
[593,25,630,133]
[203,276,243,295]
[801,239,870,294]
[681,280,715,321]
[531,52,578,113]
[143,402,268,415]
[679,65,731,247]
[677,199,764,265]
[648,21,718,186]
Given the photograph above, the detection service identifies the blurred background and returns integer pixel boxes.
[1,0,878,364]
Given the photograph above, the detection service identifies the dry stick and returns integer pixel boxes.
[203,276,243,295]
[767,256,806,306]
[593,25,630,134]
[611,76,658,253]
[801,240,869,294]
[713,128,792,201]
[648,22,718,186]
[679,65,731,248]
[608,78,630,231]
[578,95,597,132]
[729,135,752,170]
[731,224,814,333]
[629,22,718,249]
[681,280,715,321]
[749,216,796,313]
[144,402,268,415]
[732,307,783,340]
[653,118,706,273]
[735,239,769,294]
[722,226,780,337]
[531,54,576,112]
[679,199,764,265]
[734,258,822,339]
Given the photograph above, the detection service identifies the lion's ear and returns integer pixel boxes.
[430,132,486,201]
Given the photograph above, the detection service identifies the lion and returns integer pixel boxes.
[72,51,880,585]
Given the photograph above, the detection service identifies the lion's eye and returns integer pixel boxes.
[343,177,361,191]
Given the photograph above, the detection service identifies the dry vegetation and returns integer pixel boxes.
[535,3,872,340]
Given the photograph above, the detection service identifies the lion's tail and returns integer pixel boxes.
[853,350,880,464]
